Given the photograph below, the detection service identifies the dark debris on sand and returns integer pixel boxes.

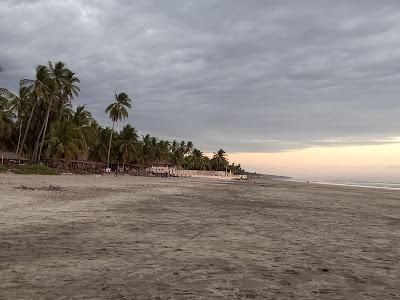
[14,185,64,191]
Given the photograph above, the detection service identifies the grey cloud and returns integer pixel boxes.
[2,0,400,152]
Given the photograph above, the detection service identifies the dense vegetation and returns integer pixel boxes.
[10,164,58,175]
[0,61,245,173]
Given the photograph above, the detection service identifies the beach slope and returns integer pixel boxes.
[0,174,399,299]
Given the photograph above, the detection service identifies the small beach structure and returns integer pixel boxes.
[145,165,247,179]
[0,151,28,165]
[146,166,174,176]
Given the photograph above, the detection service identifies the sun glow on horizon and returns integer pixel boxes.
[227,143,400,182]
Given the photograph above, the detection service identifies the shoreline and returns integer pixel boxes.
[283,177,400,191]
[312,181,400,191]
[3,172,400,191]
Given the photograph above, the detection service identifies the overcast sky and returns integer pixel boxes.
[2,0,400,153]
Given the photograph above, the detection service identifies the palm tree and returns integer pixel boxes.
[71,105,92,126]
[118,124,139,170]
[1,61,246,174]
[185,141,194,154]
[155,140,170,163]
[105,92,132,167]
[212,149,229,171]
[0,96,14,148]
[70,105,95,159]
[171,140,178,153]
[90,125,110,163]
[169,140,185,168]
[0,86,31,153]
[59,103,74,121]
[46,121,82,161]
[187,148,203,169]
[19,65,50,159]
[139,134,155,167]
[37,62,80,162]
[54,68,80,121]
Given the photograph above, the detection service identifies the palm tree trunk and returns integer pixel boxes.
[37,95,54,162]
[107,122,115,168]
[16,119,23,154]
[18,99,38,161]
[32,121,45,163]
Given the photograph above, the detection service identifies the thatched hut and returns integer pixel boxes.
[0,151,28,164]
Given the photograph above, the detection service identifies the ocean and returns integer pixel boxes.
[308,180,400,190]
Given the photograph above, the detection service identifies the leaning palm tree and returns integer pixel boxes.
[19,65,50,160]
[105,92,132,167]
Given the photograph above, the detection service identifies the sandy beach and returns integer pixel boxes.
[0,174,399,299]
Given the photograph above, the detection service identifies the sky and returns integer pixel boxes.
[1,0,400,181]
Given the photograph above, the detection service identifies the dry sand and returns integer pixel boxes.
[0,174,399,299]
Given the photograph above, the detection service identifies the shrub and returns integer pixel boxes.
[12,164,58,175]
[0,165,8,173]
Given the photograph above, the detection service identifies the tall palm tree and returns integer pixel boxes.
[19,65,50,160]
[105,92,132,167]
[37,62,80,162]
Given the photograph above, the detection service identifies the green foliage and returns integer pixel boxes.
[105,92,132,122]
[0,95,15,147]
[46,121,83,160]
[0,165,8,173]
[0,61,246,174]
[118,124,139,166]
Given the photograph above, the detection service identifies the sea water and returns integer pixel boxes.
[311,180,400,190]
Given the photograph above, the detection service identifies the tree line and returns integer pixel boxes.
[0,61,245,173]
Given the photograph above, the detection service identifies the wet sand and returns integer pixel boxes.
[0,174,399,299]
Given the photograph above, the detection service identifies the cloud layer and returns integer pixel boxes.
[2,0,400,152]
